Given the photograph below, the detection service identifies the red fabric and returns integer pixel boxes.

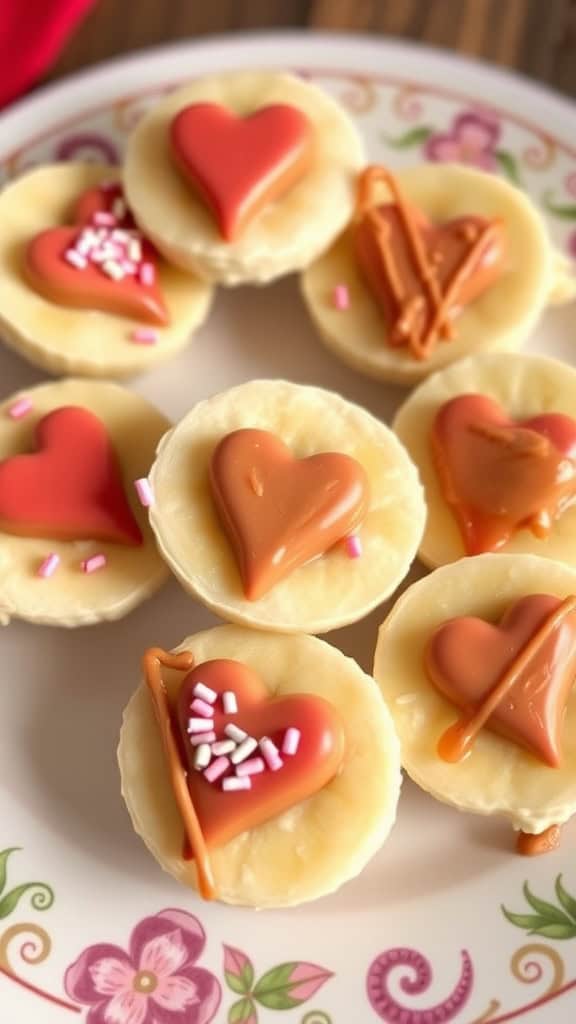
[0,0,96,108]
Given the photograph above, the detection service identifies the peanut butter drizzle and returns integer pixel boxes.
[517,824,562,856]
[437,595,576,763]
[143,647,216,900]
[355,166,502,359]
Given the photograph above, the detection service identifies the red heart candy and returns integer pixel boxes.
[170,102,312,241]
[176,659,345,848]
[432,394,576,554]
[0,406,142,545]
[425,593,576,766]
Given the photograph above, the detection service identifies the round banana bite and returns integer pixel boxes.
[0,164,213,377]
[301,163,567,385]
[394,352,576,569]
[119,626,401,907]
[123,71,364,285]
[148,379,426,634]
[0,379,170,626]
[374,554,576,852]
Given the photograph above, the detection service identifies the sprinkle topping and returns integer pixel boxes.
[81,553,107,574]
[37,552,60,579]
[8,397,33,420]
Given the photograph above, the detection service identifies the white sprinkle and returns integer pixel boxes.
[102,259,125,280]
[222,691,238,715]
[230,737,258,765]
[37,553,60,579]
[236,757,265,777]
[93,211,116,227]
[112,229,130,243]
[81,553,107,574]
[134,477,154,508]
[260,737,283,771]
[189,730,216,746]
[139,262,155,286]
[225,724,247,743]
[112,197,127,219]
[187,717,214,734]
[128,238,142,261]
[282,728,301,756]
[193,682,217,705]
[129,327,158,345]
[191,698,214,719]
[222,776,252,792]
[395,693,417,705]
[203,756,229,783]
[76,231,98,255]
[8,397,33,419]
[65,249,87,269]
[211,740,236,756]
[193,743,212,770]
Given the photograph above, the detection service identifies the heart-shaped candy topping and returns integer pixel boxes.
[209,428,370,600]
[425,593,576,766]
[352,166,506,359]
[432,394,576,554]
[170,102,312,241]
[25,183,168,325]
[0,406,142,545]
[176,658,345,848]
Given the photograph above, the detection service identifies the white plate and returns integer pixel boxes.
[1,32,576,1024]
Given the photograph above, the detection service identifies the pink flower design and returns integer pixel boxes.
[64,909,221,1024]
[425,110,501,170]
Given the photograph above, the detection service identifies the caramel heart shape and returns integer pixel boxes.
[0,406,142,545]
[353,172,505,358]
[425,593,576,766]
[170,102,312,241]
[25,183,168,323]
[209,428,370,600]
[432,394,576,554]
[176,659,345,848]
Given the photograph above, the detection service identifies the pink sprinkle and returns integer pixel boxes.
[189,730,216,746]
[8,397,33,420]
[222,691,238,715]
[222,776,252,792]
[37,553,60,579]
[332,283,350,310]
[260,737,283,771]
[235,757,265,778]
[122,260,137,274]
[65,249,87,270]
[191,698,214,719]
[134,478,154,507]
[345,534,363,559]
[93,211,116,227]
[282,727,301,756]
[130,327,158,345]
[187,717,213,734]
[139,262,155,286]
[81,553,107,574]
[203,756,230,783]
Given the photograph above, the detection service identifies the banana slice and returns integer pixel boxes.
[374,553,576,836]
[393,351,576,569]
[0,164,213,377]
[301,164,559,385]
[148,379,426,634]
[0,379,170,627]
[123,71,364,285]
[119,624,401,907]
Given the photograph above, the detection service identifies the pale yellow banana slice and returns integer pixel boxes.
[0,379,170,627]
[148,379,426,634]
[0,164,213,377]
[123,72,364,285]
[119,624,401,907]
[374,553,576,836]
[301,164,559,385]
[393,351,576,569]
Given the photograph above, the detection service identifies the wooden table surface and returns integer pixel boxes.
[49,0,576,98]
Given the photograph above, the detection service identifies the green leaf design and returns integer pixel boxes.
[556,875,576,923]
[0,881,54,919]
[521,881,573,925]
[383,126,433,149]
[494,149,521,185]
[542,190,576,220]
[228,997,256,1024]
[530,922,576,940]
[0,848,20,898]
[501,908,550,930]
[253,962,332,1010]
[225,971,251,996]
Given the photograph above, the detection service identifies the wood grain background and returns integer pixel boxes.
[48,0,576,97]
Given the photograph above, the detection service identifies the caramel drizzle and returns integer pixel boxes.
[356,166,501,359]
[517,824,562,856]
[437,595,576,763]
[143,647,215,900]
